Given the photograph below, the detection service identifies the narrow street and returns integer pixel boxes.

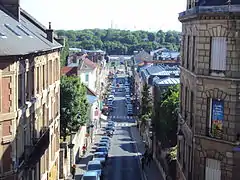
[105,87,142,180]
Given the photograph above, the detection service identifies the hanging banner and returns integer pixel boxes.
[211,99,224,137]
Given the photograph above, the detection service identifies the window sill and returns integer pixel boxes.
[194,134,237,146]
[210,71,225,77]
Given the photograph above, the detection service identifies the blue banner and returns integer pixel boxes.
[211,99,224,135]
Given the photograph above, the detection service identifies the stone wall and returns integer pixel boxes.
[178,15,240,180]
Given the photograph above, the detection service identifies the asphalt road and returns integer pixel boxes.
[105,80,142,180]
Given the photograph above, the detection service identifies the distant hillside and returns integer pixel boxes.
[56,29,180,55]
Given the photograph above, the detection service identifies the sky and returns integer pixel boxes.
[20,0,186,32]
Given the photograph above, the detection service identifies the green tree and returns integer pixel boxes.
[56,29,180,55]
[60,38,69,66]
[154,85,179,147]
[140,83,152,118]
[60,76,89,141]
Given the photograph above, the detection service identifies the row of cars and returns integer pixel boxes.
[81,121,116,180]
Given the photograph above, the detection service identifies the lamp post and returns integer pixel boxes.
[177,129,184,141]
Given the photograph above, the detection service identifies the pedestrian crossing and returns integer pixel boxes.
[108,115,137,119]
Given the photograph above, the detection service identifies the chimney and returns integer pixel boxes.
[46,22,54,43]
[0,0,20,21]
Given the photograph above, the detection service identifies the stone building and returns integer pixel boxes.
[177,1,240,180]
[0,1,62,180]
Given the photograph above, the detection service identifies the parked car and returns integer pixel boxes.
[98,142,110,150]
[101,136,110,142]
[82,171,100,180]
[96,146,108,158]
[106,130,114,137]
[87,160,102,177]
[92,152,106,166]
[99,139,111,146]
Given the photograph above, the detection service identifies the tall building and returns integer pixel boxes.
[177,0,240,180]
[0,0,62,179]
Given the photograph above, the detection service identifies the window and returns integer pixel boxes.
[43,65,45,90]
[17,25,33,38]
[31,68,34,96]
[4,24,21,37]
[192,36,196,72]
[85,73,89,82]
[208,99,224,138]
[36,67,40,93]
[18,74,23,107]
[188,146,192,178]
[186,36,190,69]
[205,158,221,180]
[0,32,7,39]
[210,37,227,72]
[182,139,186,171]
[190,91,194,127]
[184,87,188,119]
[180,83,183,114]
[49,61,52,84]
[25,71,30,100]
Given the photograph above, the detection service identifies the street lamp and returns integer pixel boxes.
[177,129,184,141]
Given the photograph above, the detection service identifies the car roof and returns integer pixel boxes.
[83,171,98,176]
[98,146,108,148]
[88,160,101,165]
[101,136,110,139]
[94,152,105,154]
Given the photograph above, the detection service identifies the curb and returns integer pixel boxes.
[130,126,147,180]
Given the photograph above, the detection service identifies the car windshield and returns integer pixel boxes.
[100,140,108,144]
[87,164,101,171]
[94,154,105,158]
[82,176,97,180]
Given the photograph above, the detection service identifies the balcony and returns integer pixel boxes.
[24,127,50,168]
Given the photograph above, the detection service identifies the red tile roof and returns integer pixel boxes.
[61,67,78,76]
[83,58,97,69]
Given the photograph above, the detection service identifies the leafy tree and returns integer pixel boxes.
[141,83,152,116]
[154,85,179,147]
[56,29,180,55]
[60,38,69,66]
[60,76,89,141]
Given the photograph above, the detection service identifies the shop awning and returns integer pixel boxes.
[100,114,107,121]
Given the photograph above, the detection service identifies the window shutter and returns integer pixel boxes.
[210,37,227,71]
[205,158,221,180]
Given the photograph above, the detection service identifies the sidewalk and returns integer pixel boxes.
[131,126,165,180]
[66,129,101,180]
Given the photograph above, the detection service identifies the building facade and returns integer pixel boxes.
[177,1,240,180]
[0,1,62,180]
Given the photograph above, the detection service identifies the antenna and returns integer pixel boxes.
[111,20,114,29]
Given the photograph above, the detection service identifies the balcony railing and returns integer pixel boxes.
[24,127,50,168]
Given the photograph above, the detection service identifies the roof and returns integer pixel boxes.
[140,64,180,83]
[85,85,97,96]
[87,95,98,104]
[61,67,78,76]
[83,171,98,176]
[88,160,101,165]
[80,57,97,70]
[0,7,62,56]
[153,77,180,87]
